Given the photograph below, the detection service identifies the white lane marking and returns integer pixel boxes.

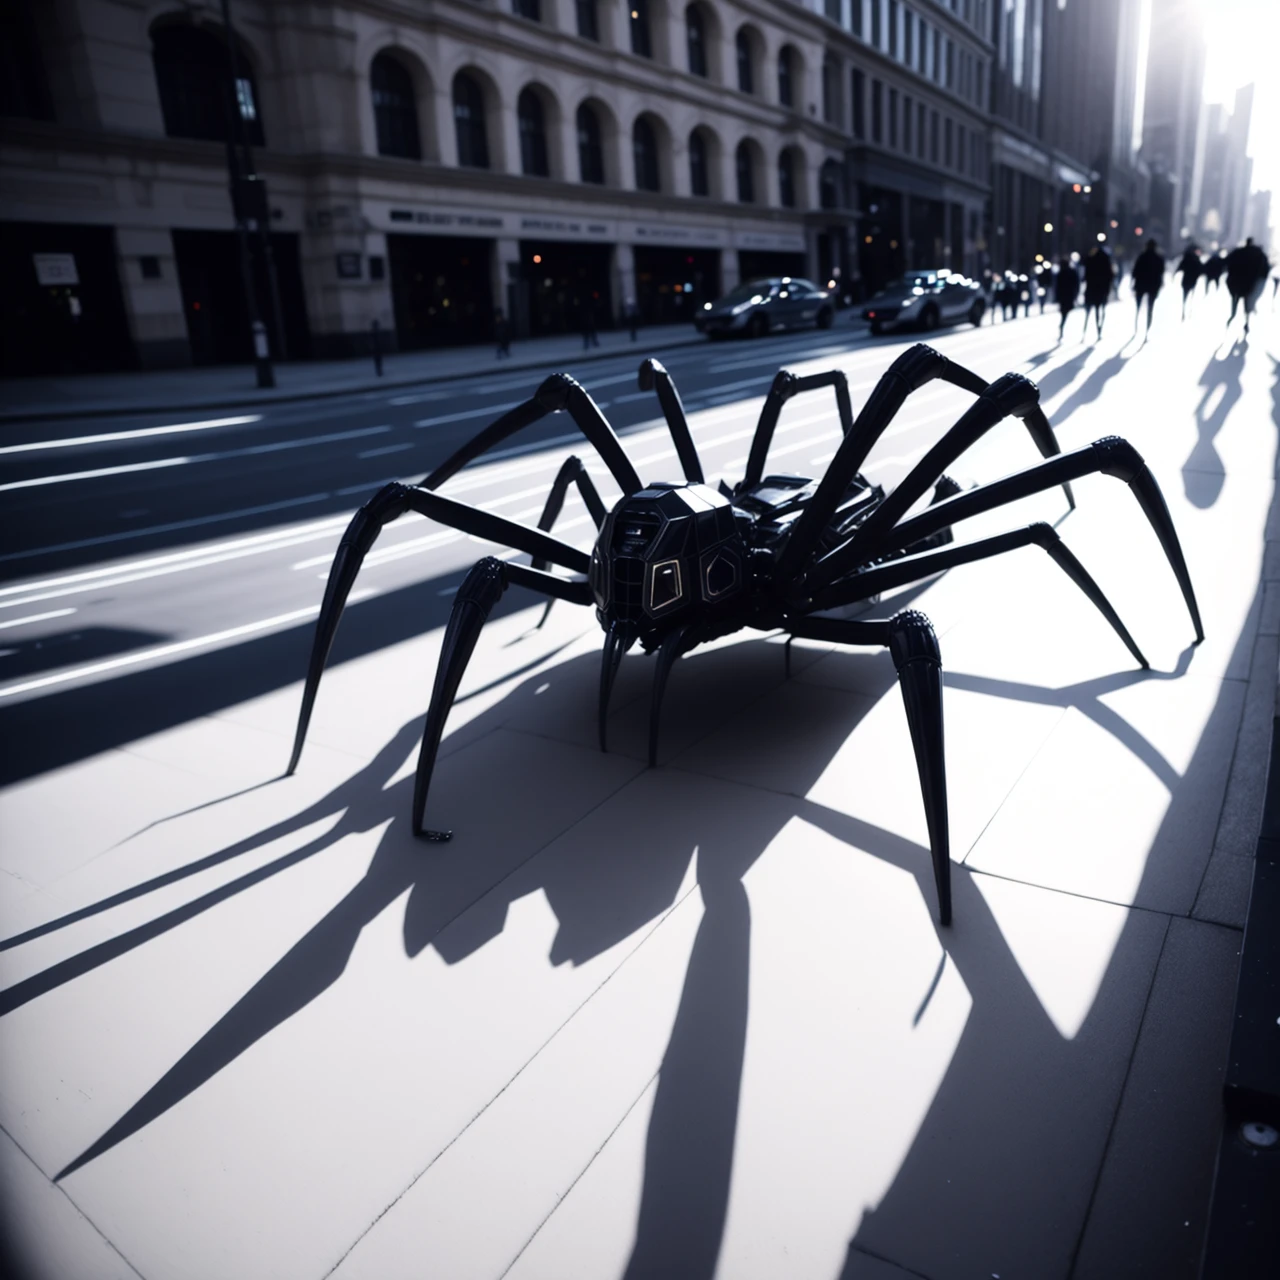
[0,415,263,455]
[0,599,380,701]
[613,390,654,404]
[389,391,451,406]
[0,426,392,493]
[0,607,77,630]
[357,442,415,459]
[415,403,519,428]
[0,456,193,492]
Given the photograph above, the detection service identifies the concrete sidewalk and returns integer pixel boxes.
[0,310,1274,1278]
[0,321,714,423]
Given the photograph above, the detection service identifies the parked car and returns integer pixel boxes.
[697,277,835,339]
[861,269,985,335]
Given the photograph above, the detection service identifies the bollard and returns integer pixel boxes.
[371,318,383,377]
[252,319,275,389]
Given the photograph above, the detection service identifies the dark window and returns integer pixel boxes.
[1,0,53,120]
[889,0,899,57]
[453,72,489,168]
[933,28,942,81]
[822,59,837,124]
[976,60,985,107]
[152,23,265,145]
[687,6,707,77]
[735,141,755,202]
[852,0,863,38]
[917,101,926,157]
[371,53,421,160]
[631,0,652,58]
[946,41,955,89]
[689,130,709,196]
[634,116,660,190]
[851,68,865,138]
[576,0,599,40]
[871,78,883,143]
[824,0,841,21]
[871,0,881,47]
[930,109,939,162]
[917,20,928,72]
[820,159,841,210]
[517,88,549,176]
[778,150,795,208]
[888,87,898,148]
[904,11,913,65]
[903,94,912,152]
[777,47,793,107]
[512,0,540,18]
[957,124,965,173]
[736,30,754,92]
[944,117,953,166]
[577,103,604,183]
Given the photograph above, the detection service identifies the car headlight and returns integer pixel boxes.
[702,302,712,311]
[899,298,916,308]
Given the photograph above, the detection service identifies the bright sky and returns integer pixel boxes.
[1198,0,1279,203]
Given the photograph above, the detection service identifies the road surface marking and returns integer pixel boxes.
[0,608,77,630]
[0,415,263,455]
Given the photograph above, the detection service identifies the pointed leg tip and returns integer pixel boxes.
[938,906,952,928]
[422,829,453,842]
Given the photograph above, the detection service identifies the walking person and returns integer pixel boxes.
[624,296,640,342]
[1131,239,1166,339]
[1204,252,1226,292]
[580,296,599,350]
[1055,256,1080,342]
[493,309,511,359]
[1081,244,1114,340]
[1225,237,1271,335]
[1174,245,1202,318]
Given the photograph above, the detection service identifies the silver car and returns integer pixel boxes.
[861,269,985,335]
[696,277,836,339]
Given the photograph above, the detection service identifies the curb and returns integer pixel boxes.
[0,329,718,426]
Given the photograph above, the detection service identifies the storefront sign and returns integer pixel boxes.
[387,207,505,232]
[33,253,78,286]
[519,216,614,240]
[628,223,726,248]
[735,232,807,252]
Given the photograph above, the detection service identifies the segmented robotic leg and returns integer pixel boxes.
[598,620,636,751]
[639,359,704,483]
[888,610,951,927]
[531,455,608,628]
[648,626,697,767]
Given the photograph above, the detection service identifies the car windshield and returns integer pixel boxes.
[883,273,939,291]
[717,280,776,305]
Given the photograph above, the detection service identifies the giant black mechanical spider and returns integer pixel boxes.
[287,343,1202,926]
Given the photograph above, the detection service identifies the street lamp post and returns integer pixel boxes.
[219,0,283,388]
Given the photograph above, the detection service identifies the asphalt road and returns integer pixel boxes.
[0,315,1069,779]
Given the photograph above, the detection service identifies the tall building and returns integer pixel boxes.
[1139,0,1205,249]
[1189,83,1254,250]
[0,0,993,376]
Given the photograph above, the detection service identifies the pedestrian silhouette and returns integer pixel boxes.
[1174,245,1202,319]
[1225,237,1271,335]
[1203,252,1226,291]
[1131,240,1165,340]
[493,309,512,359]
[1081,245,1114,341]
[625,296,640,342]
[1054,256,1080,342]
[580,297,600,349]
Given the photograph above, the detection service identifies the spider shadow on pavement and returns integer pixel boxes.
[1182,339,1248,510]
[0,550,1213,1278]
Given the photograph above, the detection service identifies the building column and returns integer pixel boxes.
[720,245,740,295]
[493,236,522,333]
[613,242,636,322]
[298,212,393,358]
[115,226,190,369]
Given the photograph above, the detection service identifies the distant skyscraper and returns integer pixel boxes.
[1190,84,1255,249]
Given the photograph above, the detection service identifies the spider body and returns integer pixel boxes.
[287,344,1204,926]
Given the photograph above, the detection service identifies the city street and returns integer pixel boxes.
[1,292,1277,1279]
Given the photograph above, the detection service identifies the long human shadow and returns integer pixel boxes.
[1,599,1197,1280]
[1032,346,1093,406]
[1052,351,1133,428]
[1182,340,1247,509]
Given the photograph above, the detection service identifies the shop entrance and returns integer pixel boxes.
[738,250,808,284]
[0,222,134,375]
[517,241,613,338]
[633,246,720,325]
[387,234,494,349]
[172,229,310,365]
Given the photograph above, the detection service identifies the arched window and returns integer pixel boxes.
[512,0,541,18]
[736,30,754,94]
[686,5,707,77]
[689,130,709,197]
[777,46,794,108]
[735,141,754,203]
[453,72,488,168]
[577,103,604,183]
[630,0,652,58]
[576,0,599,40]
[371,54,420,160]
[517,88,549,176]
[820,159,842,210]
[633,116,660,191]
[152,22,265,145]
[778,151,795,209]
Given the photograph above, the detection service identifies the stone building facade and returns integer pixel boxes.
[0,0,993,373]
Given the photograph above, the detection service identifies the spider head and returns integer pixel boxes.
[588,482,748,641]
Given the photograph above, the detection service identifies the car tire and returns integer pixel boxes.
[869,321,883,336]
[969,300,985,327]
[816,307,834,329]
[748,314,769,339]
[920,305,940,331]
